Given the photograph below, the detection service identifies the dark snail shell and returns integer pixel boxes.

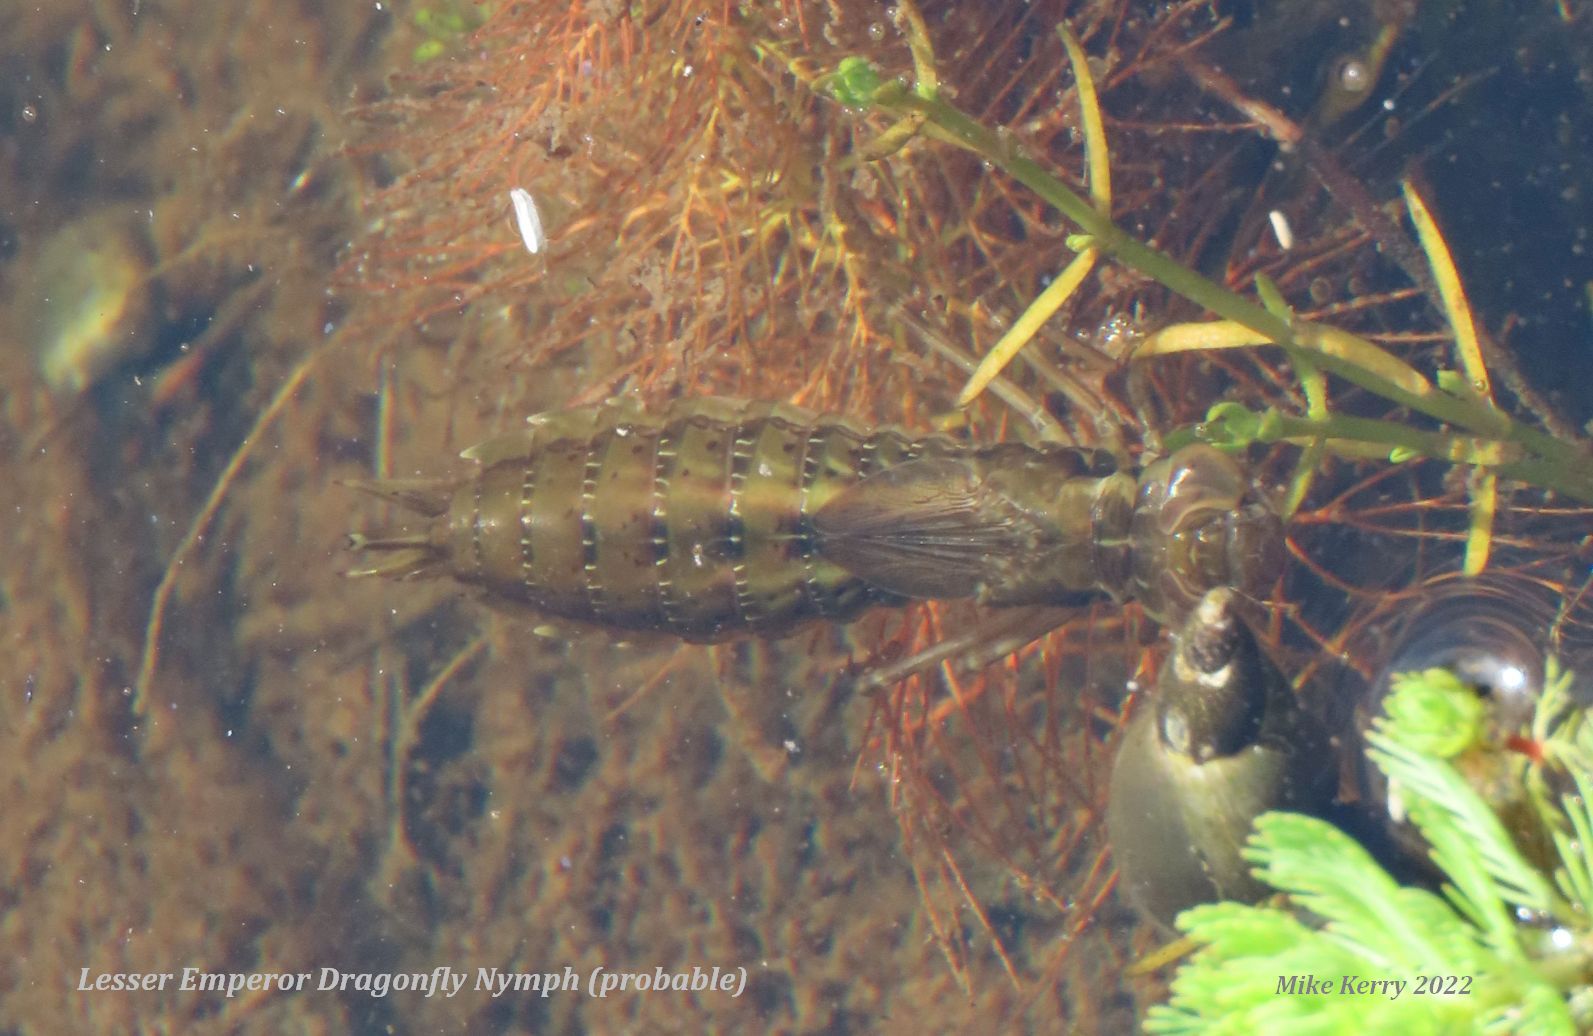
[1108,575,1589,927]
[1107,588,1334,926]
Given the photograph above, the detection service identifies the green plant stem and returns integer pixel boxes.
[866,80,1593,502]
[1254,412,1522,467]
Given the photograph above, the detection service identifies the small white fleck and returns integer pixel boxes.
[783,739,800,755]
[508,186,545,254]
[682,64,694,78]
[1386,785,1408,824]
[1336,58,1369,95]
[757,461,773,477]
[1268,209,1294,250]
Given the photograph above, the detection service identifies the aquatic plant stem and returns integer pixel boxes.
[955,23,1108,409]
[1219,408,1523,467]
[134,351,320,726]
[864,80,1593,502]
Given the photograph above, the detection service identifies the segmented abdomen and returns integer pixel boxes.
[351,399,961,639]
[348,397,1282,638]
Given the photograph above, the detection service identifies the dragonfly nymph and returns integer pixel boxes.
[346,396,1283,640]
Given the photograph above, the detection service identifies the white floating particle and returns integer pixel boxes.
[1268,209,1294,251]
[508,187,545,255]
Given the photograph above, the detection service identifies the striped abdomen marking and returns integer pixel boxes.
[351,400,949,640]
[348,399,1281,636]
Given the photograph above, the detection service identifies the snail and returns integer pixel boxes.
[1107,586,1335,926]
[1109,574,1591,928]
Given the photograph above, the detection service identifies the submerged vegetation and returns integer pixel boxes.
[1148,659,1593,1034]
[333,0,1593,1028]
[7,0,1593,1032]
[329,0,1593,1020]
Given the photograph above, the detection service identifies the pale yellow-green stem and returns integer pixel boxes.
[956,22,1110,408]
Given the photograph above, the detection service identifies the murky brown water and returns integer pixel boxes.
[3,2,1590,1033]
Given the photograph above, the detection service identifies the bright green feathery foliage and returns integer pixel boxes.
[1146,660,1593,1035]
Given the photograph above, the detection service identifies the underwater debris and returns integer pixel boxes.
[508,186,546,255]
[20,208,156,396]
[1267,209,1294,252]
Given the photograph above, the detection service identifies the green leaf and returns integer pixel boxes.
[1254,273,1292,320]
[1241,812,1464,970]
[1552,762,1593,914]
[830,57,883,108]
[1177,901,1317,959]
[1202,401,1263,447]
[1381,667,1487,758]
[1147,657,1590,1033]
[1369,732,1558,933]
